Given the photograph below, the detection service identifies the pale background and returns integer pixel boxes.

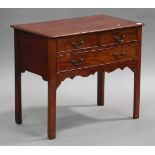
[0,8,154,145]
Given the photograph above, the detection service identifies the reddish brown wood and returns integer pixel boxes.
[14,30,22,124]
[11,15,144,140]
[101,27,138,46]
[11,15,143,38]
[97,71,105,106]
[56,60,137,87]
[57,44,138,72]
[57,33,98,52]
[133,27,142,119]
[48,39,57,139]
[17,31,48,80]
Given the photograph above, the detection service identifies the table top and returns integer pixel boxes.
[11,14,143,38]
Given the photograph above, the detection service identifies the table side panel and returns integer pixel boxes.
[16,30,48,80]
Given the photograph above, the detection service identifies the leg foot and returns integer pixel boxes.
[48,135,56,140]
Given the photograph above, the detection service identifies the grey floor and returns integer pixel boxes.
[0,8,155,145]
[1,70,155,145]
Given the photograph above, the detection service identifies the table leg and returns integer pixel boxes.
[15,70,22,124]
[14,30,22,124]
[47,39,57,140]
[133,27,142,119]
[133,70,141,119]
[48,81,56,140]
[97,71,105,106]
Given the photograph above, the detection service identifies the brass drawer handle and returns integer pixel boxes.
[71,40,84,49]
[113,34,125,43]
[112,51,126,60]
[71,58,84,67]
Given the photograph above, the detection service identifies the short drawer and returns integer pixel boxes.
[101,28,138,46]
[57,33,98,52]
[57,44,138,72]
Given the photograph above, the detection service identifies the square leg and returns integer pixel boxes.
[48,81,56,140]
[97,71,105,106]
[133,70,141,119]
[15,70,22,124]
[14,30,22,124]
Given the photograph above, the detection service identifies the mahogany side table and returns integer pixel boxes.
[11,15,144,140]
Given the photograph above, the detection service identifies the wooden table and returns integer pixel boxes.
[11,15,144,140]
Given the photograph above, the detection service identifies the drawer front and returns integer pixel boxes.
[57,33,98,52]
[101,28,138,46]
[57,44,137,72]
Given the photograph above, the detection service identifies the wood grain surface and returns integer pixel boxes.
[11,15,143,38]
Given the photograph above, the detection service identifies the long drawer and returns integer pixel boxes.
[57,44,138,72]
